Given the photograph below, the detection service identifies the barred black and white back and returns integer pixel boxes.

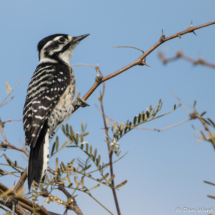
[23,33,89,190]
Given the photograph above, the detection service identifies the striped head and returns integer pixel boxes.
[37,33,89,64]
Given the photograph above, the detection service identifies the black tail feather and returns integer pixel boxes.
[28,123,48,190]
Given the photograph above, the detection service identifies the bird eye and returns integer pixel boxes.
[59,37,66,43]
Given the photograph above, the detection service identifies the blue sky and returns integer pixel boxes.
[0,1,215,215]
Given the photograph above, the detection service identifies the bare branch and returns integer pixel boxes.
[58,184,83,215]
[158,50,215,69]
[0,183,50,215]
[0,78,23,108]
[0,199,29,215]
[96,67,121,215]
[72,21,215,114]
[0,119,29,157]
[14,169,27,192]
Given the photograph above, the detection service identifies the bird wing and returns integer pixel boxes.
[23,63,71,147]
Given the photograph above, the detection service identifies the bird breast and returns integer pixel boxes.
[47,68,75,135]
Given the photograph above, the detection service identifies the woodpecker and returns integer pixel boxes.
[23,33,89,190]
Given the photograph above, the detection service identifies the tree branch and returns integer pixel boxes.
[0,183,50,215]
[0,199,29,215]
[58,184,83,215]
[71,21,215,111]
[96,67,121,215]
[158,50,215,69]
[0,119,29,157]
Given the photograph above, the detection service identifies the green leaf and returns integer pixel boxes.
[119,130,123,138]
[80,176,84,188]
[133,116,137,125]
[80,132,89,137]
[142,111,145,121]
[62,124,65,134]
[89,184,100,191]
[3,154,13,166]
[66,124,69,135]
[70,125,75,138]
[115,180,127,189]
[128,122,132,130]
[138,113,141,123]
[55,158,58,172]
[80,164,91,173]
[60,141,69,150]
[80,136,84,144]
[98,173,109,182]
[81,120,84,132]
[61,162,66,171]
[86,143,89,153]
[105,174,115,184]
[208,118,215,127]
[56,136,59,152]
[83,123,87,132]
[75,133,79,144]
[93,149,97,162]
[74,176,79,188]
[96,155,100,167]
[90,145,93,156]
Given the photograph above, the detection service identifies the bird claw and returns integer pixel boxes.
[72,97,90,108]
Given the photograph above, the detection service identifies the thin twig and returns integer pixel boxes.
[158,50,215,69]
[171,91,190,114]
[0,119,29,156]
[204,181,215,186]
[0,78,23,108]
[58,184,83,215]
[110,46,144,53]
[4,119,21,123]
[14,169,27,192]
[159,118,191,131]
[96,67,121,215]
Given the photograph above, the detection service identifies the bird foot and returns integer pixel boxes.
[72,97,90,108]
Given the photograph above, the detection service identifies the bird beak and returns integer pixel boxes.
[72,34,90,43]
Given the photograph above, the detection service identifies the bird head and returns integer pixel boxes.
[37,34,89,64]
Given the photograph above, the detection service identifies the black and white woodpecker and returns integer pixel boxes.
[23,33,89,190]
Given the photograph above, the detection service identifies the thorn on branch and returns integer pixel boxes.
[201,111,207,117]
[176,51,183,58]
[95,76,103,83]
[160,29,166,42]
[193,100,197,107]
[138,58,150,67]
[188,21,197,36]
[195,57,204,65]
